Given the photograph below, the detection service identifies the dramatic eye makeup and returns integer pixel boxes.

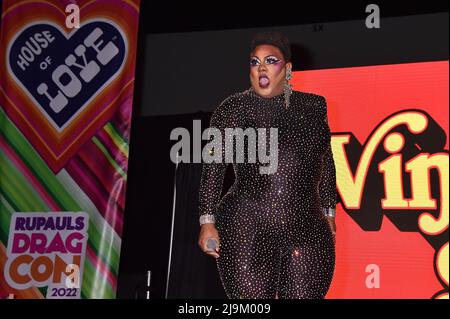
[250,57,260,66]
[250,55,282,67]
[264,55,281,65]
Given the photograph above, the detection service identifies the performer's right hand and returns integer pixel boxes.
[198,224,220,259]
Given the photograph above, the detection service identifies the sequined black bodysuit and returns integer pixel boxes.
[199,88,337,299]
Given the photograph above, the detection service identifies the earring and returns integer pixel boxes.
[284,68,292,109]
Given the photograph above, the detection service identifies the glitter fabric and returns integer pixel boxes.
[198,87,337,299]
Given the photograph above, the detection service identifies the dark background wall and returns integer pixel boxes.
[117,3,449,299]
[139,13,449,117]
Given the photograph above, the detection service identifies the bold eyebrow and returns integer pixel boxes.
[264,55,281,60]
[250,54,281,60]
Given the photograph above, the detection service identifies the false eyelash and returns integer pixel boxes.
[250,58,260,66]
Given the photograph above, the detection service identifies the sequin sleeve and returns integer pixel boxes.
[318,96,337,216]
[198,97,238,225]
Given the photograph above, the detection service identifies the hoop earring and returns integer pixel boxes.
[284,68,292,109]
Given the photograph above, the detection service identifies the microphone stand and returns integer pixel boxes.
[165,151,179,299]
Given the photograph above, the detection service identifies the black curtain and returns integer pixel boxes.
[117,111,235,298]
[166,162,226,298]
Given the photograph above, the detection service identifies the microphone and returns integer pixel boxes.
[206,238,218,251]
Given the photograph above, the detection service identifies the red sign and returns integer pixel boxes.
[292,61,449,298]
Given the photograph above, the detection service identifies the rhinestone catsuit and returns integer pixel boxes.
[199,88,337,299]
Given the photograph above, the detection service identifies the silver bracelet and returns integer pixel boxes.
[323,207,336,218]
[199,214,216,225]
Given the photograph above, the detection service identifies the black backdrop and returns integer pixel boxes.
[116,4,449,299]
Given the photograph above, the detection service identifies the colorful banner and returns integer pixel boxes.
[0,0,140,298]
[5,212,89,298]
[292,61,449,298]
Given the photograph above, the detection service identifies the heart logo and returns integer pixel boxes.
[8,21,127,131]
